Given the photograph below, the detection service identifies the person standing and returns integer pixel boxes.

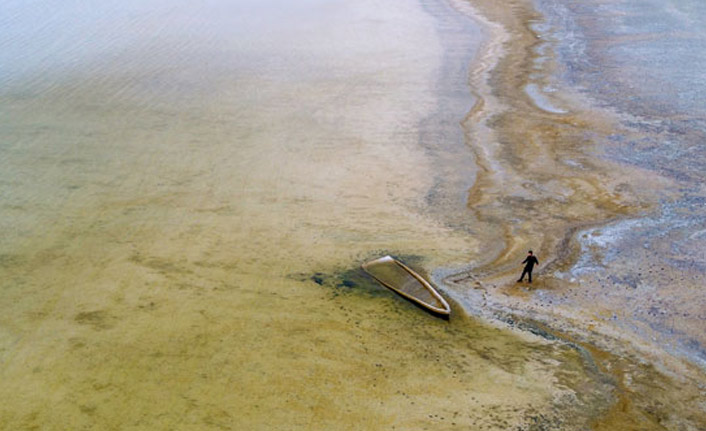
[518,250,539,283]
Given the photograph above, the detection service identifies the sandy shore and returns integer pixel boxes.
[441,0,706,428]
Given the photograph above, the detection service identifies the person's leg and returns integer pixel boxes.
[518,268,527,282]
[528,270,532,283]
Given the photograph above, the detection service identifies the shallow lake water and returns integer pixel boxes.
[0,0,622,429]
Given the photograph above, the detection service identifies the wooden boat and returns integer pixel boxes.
[361,255,451,316]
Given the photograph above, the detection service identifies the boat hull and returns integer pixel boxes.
[362,255,451,316]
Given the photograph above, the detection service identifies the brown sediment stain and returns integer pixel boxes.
[530,319,706,430]
[74,310,114,330]
[128,253,193,277]
[488,311,706,430]
[0,254,25,269]
[461,0,658,279]
[457,0,657,305]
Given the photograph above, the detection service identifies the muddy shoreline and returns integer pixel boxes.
[440,0,706,428]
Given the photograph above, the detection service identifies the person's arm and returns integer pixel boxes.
[522,257,528,264]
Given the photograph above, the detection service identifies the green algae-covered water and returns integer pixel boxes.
[0,0,639,429]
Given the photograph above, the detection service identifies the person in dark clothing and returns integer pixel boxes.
[518,250,539,283]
